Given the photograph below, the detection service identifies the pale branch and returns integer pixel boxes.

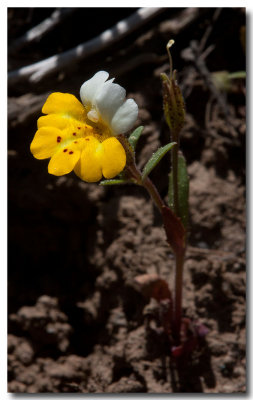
[9,8,75,54]
[158,7,203,35]
[8,7,165,86]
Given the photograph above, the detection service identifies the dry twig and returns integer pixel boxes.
[9,8,75,54]
[8,8,165,86]
[8,8,205,127]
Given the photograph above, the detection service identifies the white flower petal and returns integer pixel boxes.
[80,71,139,135]
[106,78,115,84]
[111,98,138,134]
[95,81,126,124]
[80,71,109,106]
[87,109,99,123]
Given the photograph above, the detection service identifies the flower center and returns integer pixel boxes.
[88,121,112,142]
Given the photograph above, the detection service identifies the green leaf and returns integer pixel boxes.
[99,179,130,186]
[168,153,189,228]
[128,126,144,150]
[227,71,246,80]
[142,142,176,180]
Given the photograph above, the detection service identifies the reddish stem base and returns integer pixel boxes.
[170,317,209,359]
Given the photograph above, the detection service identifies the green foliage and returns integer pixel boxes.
[100,179,129,186]
[228,71,246,79]
[128,126,144,150]
[142,142,176,180]
[212,70,246,92]
[168,153,189,228]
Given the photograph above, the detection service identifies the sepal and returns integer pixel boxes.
[128,126,144,150]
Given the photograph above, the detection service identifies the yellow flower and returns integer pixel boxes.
[30,71,138,182]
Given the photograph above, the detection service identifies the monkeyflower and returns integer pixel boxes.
[30,71,138,182]
[29,44,208,360]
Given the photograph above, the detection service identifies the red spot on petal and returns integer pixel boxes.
[77,127,81,130]
[85,138,90,141]
[57,136,62,143]
[63,149,68,152]
[74,141,78,144]
[73,132,76,136]
[69,151,74,154]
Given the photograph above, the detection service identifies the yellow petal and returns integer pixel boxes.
[101,137,126,179]
[38,114,71,130]
[38,114,94,139]
[42,93,86,122]
[74,136,103,182]
[30,127,66,159]
[48,142,81,176]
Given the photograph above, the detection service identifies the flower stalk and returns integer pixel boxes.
[142,176,165,214]
[173,251,185,342]
[161,41,187,344]
[119,128,186,345]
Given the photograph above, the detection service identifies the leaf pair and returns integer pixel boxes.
[128,126,176,180]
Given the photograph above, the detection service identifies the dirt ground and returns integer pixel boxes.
[8,7,246,393]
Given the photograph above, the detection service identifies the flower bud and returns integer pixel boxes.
[161,71,185,135]
[161,40,185,136]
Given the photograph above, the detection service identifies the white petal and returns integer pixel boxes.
[111,99,138,134]
[87,109,99,122]
[95,81,126,124]
[80,71,109,106]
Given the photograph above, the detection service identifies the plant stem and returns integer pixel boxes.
[142,176,165,214]
[122,135,185,344]
[144,171,185,343]
[126,162,165,214]
[173,251,185,342]
[170,127,185,342]
[144,169,185,343]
